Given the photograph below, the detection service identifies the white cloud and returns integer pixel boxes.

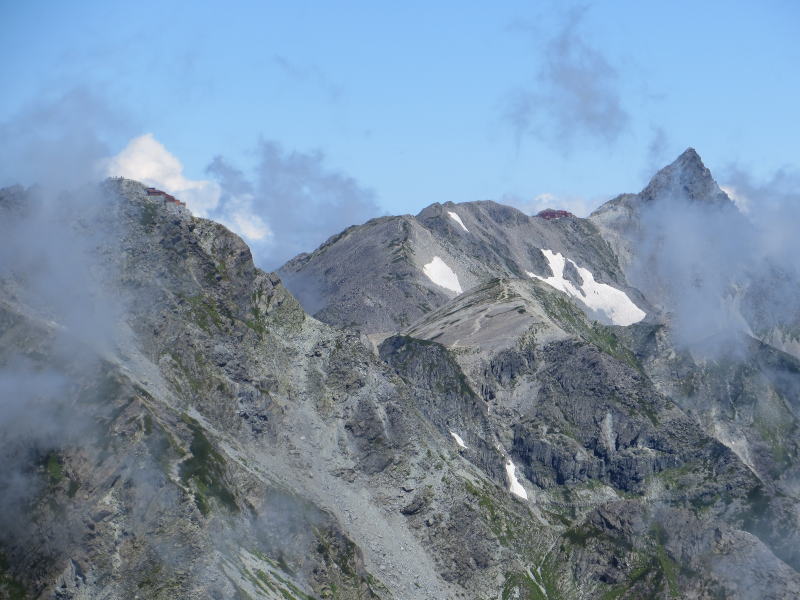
[216,194,272,242]
[105,133,221,216]
[229,211,271,241]
[501,192,596,217]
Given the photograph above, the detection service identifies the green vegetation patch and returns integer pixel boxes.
[463,478,562,598]
[179,414,237,515]
[0,554,28,600]
[143,413,154,435]
[166,351,207,396]
[186,294,225,332]
[464,480,510,543]
[584,523,683,599]
[139,203,158,229]
[45,452,64,483]
[313,529,384,599]
[563,523,603,548]
[533,287,641,372]
[244,304,269,337]
[561,521,633,555]
[502,571,549,600]
[256,569,316,600]
[600,550,680,600]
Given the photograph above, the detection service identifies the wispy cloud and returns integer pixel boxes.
[273,55,344,102]
[206,141,381,269]
[645,127,669,170]
[504,6,629,151]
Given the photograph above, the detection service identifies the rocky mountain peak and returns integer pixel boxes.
[416,199,530,227]
[640,147,732,205]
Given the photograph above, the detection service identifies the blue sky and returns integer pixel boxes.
[1,1,798,265]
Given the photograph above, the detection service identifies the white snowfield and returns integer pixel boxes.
[423,256,463,294]
[449,431,467,449]
[447,210,469,232]
[505,459,528,500]
[527,249,645,326]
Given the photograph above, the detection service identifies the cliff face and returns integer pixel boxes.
[1,150,800,600]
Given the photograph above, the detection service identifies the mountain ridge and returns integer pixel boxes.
[2,150,800,599]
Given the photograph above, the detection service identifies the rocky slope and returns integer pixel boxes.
[1,149,800,599]
[279,197,647,336]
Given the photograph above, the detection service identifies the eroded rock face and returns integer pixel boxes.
[2,148,800,599]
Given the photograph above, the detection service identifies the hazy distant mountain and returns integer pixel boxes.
[2,151,800,599]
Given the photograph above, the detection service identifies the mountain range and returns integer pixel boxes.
[1,149,799,599]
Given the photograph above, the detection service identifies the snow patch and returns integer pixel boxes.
[423,256,462,294]
[505,459,528,500]
[449,431,467,449]
[447,211,469,232]
[528,249,645,326]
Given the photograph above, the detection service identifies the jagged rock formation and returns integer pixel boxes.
[2,150,800,599]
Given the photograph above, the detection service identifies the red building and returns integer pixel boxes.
[146,187,186,206]
[535,209,573,220]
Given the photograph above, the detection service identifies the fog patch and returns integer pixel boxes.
[630,169,800,357]
[0,90,132,555]
[0,185,127,549]
[278,270,327,317]
[0,88,128,191]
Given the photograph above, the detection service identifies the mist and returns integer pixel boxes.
[0,195,126,558]
[0,88,363,589]
[0,90,133,554]
[0,88,128,191]
[630,172,800,357]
